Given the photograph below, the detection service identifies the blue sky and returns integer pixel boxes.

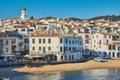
[0,0,120,19]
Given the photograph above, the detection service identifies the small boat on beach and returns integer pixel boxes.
[94,57,107,62]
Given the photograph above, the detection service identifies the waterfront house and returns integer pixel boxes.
[29,32,83,61]
[91,31,120,59]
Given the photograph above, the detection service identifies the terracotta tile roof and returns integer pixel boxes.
[0,37,11,40]
[99,26,110,28]
[33,31,78,38]
[35,32,64,37]
[111,33,120,36]
[74,26,80,29]
[36,22,47,25]
[58,20,70,24]
[99,32,111,35]
[105,43,120,46]
[14,25,27,28]
[27,22,34,26]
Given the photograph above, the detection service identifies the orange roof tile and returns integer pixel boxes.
[0,37,11,40]
[105,43,120,46]
[35,33,64,37]
[99,32,111,35]
[14,25,27,28]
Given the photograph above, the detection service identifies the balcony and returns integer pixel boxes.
[24,41,29,43]
[0,43,4,46]
[12,50,17,53]
[0,49,3,54]
[19,42,23,46]
[84,30,90,33]
[17,35,23,40]
[84,31,90,33]
[24,47,29,50]
[113,38,120,41]
[11,41,16,44]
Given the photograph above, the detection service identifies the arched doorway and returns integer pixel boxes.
[113,52,115,58]
[117,52,120,58]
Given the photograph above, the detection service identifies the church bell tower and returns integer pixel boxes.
[20,8,27,20]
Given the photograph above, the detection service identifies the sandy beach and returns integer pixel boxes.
[14,60,120,74]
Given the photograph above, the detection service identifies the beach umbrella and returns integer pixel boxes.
[24,54,30,57]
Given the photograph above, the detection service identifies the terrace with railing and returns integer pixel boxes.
[0,43,3,46]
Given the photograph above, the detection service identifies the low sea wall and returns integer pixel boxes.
[0,62,25,68]
[0,59,88,68]
[27,59,88,67]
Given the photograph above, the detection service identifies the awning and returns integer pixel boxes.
[25,53,64,58]
[28,53,51,58]
[1,55,15,57]
[24,54,30,57]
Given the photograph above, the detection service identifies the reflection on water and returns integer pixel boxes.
[9,69,120,80]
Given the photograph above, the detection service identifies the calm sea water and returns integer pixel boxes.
[7,69,120,80]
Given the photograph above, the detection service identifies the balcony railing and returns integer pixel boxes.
[11,41,16,44]
[19,42,23,46]
[0,43,4,46]
[113,38,120,41]
[84,30,90,33]
[24,41,29,43]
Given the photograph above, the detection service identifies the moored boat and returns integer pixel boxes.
[94,57,107,62]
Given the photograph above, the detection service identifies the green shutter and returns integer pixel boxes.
[48,39,51,43]
[43,39,45,43]
[32,47,35,50]
[48,47,51,50]
[43,47,46,53]
[32,39,35,43]
[39,47,41,50]
[39,39,41,43]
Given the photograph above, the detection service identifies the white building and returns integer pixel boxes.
[14,25,28,35]
[91,32,120,59]
[0,31,29,62]
[78,27,91,56]
[0,37,15,62]
[29,32,83,61]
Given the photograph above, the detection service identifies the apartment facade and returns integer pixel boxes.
[0,30,29,62]
[29,33,83,61]
[91,32,120,59]
[0,37,15,61]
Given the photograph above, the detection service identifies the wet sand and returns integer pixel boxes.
[14,60,120,74]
